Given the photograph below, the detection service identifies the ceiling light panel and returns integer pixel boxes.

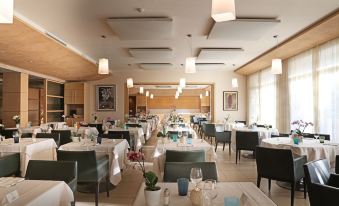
[106,17,173,40]
[197,48,244,62]
[208,18,280,40]
[139,63,174,70]
[196,63,227,71]
[129,48,173,58]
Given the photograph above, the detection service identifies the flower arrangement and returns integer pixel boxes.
[91,113,98,122]
[128,151,160,191]
[291,120,313,136]
[12,115,20,124]
[224,114,231,123]
[157,126,167,138]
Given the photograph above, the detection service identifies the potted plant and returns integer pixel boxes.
[128,151,161,206]
[157,126,168,143]
[291,120,313,143]
[12,115,20,128]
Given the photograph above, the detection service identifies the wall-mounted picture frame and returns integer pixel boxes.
[223,91,238,111]
[96,85,116,111]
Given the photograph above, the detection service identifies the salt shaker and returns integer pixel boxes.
[164,188,170,206]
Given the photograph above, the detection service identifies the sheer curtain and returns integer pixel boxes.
[288,50,314,133]
[317,39,339,141]
[248,73,260,124]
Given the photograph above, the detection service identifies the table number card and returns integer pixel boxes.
[5,190,20,204]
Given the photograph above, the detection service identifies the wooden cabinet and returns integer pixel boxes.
[200,96,210,106]
[136,95,147,106]
[64,83,84,104]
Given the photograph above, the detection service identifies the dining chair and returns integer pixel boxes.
[304,159,339,206]
[235,120,247,126]
[107,130,131,143]
[36,133,61,148]
[271,133,290,137]
[52,130,72,146]
[88,124,104,134]
[25,160,77,193]
[0,153,20,177]
[198,119,208,137]
[165,150,205,162]
[257,124,272,128]
[336,155,339,174]
[163,162,218,182]
[21,133,32,138]
[215,131,231,155]
[57,150,110,206]
[2,128,18,139]
[256,146,307,206]
[235,131,259,164]
[202,123,216,142]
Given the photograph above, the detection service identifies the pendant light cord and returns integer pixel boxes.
[186,34,193,56]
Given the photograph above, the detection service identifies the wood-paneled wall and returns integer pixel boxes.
[147,96,200,109]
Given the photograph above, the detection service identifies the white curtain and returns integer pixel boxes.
[288,50,314,133]
[248,73,259,124]
[317,39,339,141]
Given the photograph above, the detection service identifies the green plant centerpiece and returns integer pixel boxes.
[128,150,161,206]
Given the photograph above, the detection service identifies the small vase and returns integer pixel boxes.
[144,188,162,206]
[16,124,20,129]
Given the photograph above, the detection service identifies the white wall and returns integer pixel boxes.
[85,70,246,123]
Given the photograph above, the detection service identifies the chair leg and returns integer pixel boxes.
[236,149,238,164]
[106,174,110,197]
[222,142,226,151]
[228,143,231,155]
[215,141,218,152]
[291,182,295,206]
[257,176,261,188]
[268,179,271,192]
[238,150,241,163]
[95,182,100,206]
[303,178,307,199]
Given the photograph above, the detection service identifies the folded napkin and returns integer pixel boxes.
[177,143,194,147]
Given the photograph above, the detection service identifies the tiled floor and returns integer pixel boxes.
[76,131,310,206]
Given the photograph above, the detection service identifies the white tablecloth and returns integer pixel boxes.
[108,127,145,151]
[0,138,57,177]
[166,127,198,139]
[0,178,74,206]
[59,139,130,185]
[139,122,152,141]
[153,139,217,181]
[231,127,279,150]
[133,182,276,206]
[261,137,339,168]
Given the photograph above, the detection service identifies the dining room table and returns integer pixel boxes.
[133,182,277,206]
[261,137,339,168]
[0,138,57,177]
[153,138,217,181]
[0,177,74,206]
[58,138,130,185]
[107,127,145,151]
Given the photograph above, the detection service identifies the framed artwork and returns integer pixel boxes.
[223,91,238,111]
[96,85,116,111]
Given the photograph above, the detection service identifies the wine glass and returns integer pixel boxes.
[190,168,203,188]
[314,133,319,140]
[203,179,218,206]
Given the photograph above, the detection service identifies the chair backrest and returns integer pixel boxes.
[108,131,130,144]
[336,155,339,174]
[236,131,259,151]
[164,162,218,182]
[256,146,295,182]
[51,130,72,146]
[0,153,20,177]
[36,133,61,147]
[88,124,103,134]
[21,133,32,138]
[271,133,290,138]
[190,115,194,124]
[57,150,99,182]
[126,123,141,128]
[139,120,147,123]
[215,131,231,142]
[2,128,18,139]
[235,120,247,125]
[25,160,77,191]
[165,150,205,162]
[202,124,215,137]
[304,159,331,185]
[257,124,272,128]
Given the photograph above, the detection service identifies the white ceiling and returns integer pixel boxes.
[13,0,339,73]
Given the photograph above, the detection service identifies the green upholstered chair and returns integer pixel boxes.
[163,162,218,182]
[2,128,18,139]
[57,150,110,206]
[21,133,33,138]
[52,130,72,146]
[25,160,77,193]
[0,153,20,177]
[202,123,216,142]
[165,150,205,162]
[215,131,231,154]
[36,133,61,148]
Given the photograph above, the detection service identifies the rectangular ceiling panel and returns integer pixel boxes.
[208,18,280,40]
[197,48,244,62]
[196,63,228,71]
[107,17,173,40]
[129,48,173,58]
[139,63,174,70]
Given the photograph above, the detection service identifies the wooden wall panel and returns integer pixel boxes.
[148,96,200,109]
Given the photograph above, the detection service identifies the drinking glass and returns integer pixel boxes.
[203,179,218,206]
[190,168,203,187]
[319,136,325,143]
[178,131,183,138]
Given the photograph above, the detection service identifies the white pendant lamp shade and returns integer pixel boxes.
[127,78,134,88]
[232,78,238,88]
[98,58,109,74]
[271,59,282,74]
[175,91,179,97]
[145,91,149,97]
[179,78,186,88]
[177,87,182,94]
[0,0,13,24]
[211,0,236,22]
[185,57,196,73]
[139,87,144,94]
[205,91,209,97]
[175,95,179,99]
[200,94,203,99]
[150,94,154,99]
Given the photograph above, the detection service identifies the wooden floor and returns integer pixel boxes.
[76,130,310,206]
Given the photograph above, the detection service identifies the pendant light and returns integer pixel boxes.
[185,34,196,73]
[232,78,238,88]
[150,94,154,99]
[271,35,282,75]
[0,0,13,24]
[127,78,133,88]
[177,87,182,94]
[139,87,144,94]
[211,0,236,22]
[145,91,149,97]
[200,94,203,99]
[179,78,186,88]
[205,91,209,97]
[175,91,179,99]
[98,35,109,74]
